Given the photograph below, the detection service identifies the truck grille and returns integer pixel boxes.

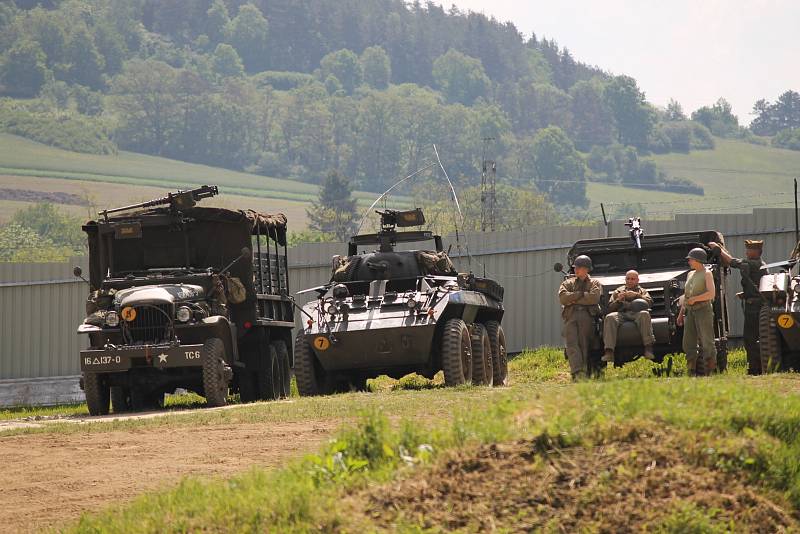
[124,304,173,345]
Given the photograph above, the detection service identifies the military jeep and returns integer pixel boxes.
[75,186,294,415]
[294,209,507,395]
[557,230,730,374]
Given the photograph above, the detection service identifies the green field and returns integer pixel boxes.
[588,138,800,217]
[0,133,391,205]
[7,349,800,532]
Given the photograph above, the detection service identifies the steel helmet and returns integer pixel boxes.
[572,255,593,270]
[629,298,650,313]
[686,248,707,263]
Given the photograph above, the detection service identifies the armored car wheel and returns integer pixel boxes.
[257,345,282,401]
[110,386,131,413]
[485,321,508,386]
[294,334,329,396]
[84,372,110,416]
[759,306,782,373]
[471,324,493,386]
[202,338,229,407]
[272,340,291,399]
[441,318,473,386]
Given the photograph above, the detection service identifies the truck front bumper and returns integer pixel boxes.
[80,344,204,372]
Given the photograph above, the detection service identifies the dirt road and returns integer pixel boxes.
[0,417,336,533]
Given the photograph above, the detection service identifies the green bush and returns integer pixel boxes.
[773,128,800,151]
[0,102,116,154]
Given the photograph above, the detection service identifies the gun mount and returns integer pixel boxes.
[99,185,219,220]
[348,208,443,255]
[625,217,644,249]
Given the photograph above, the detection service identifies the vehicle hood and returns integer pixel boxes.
[115,284,205,307]
[592,269,689,287]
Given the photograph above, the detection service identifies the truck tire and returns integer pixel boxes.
[294,334,328,396]
[257,345,281,401]
[441,318,472,386]
[110,386,131,413]
[84,372,110,416]
[130,387,163,411]
[202,338,229,407]
[485,321,508,386]
[471,324,493,386]
[759,306,782,373]
[272,340,291,399]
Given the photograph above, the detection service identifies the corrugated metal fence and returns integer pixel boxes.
[2,208,798,383]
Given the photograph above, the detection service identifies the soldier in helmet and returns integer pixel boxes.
[707,239,767,374]
[602,270,656,364]
[558,255,602,380]
[677,248,717,376]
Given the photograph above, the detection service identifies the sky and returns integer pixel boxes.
[438,0,800,124]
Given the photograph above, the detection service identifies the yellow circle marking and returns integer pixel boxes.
[778,314,795,329]
[313,336,331,351]
[121,306,137,322]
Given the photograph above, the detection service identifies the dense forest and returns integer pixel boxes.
[1,0,798,216]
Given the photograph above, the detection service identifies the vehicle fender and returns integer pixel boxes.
[201,316,238,362]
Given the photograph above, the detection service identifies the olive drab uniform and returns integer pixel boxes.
[603,285,656,351]
[559,276,602,380]
[683,269,717,376]
[730,256,767,374]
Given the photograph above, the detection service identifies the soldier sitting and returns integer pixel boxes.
[602,270,656,363]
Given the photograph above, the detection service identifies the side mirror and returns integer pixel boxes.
[553,262,564,273]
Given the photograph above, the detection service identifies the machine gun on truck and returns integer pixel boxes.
[75,186,294,414]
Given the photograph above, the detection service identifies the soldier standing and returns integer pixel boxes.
[708,239,767,374]
[602,270,656,363]
[677,248,717,376]
[558,255,602,380]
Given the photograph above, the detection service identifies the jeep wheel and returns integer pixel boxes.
[294,334,328,396]
[257,345,281,401]
[485,321,508,386]
[110,386,131,413]
[84,372,109,416]
[441,318,472,386]
[202,338,229,407]
[471,324,493,386]
[272,340,291,399]
[759,306,782,373]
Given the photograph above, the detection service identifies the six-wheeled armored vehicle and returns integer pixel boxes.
[294,209,507,395]
[557,230,730,374]
[75,186,294,415]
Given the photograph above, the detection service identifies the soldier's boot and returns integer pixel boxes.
[643,346,655,360]
[602,348,614,363]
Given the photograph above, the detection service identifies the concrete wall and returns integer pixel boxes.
[1,209,797,404]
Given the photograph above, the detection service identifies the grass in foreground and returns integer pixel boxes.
[65,348,800,532]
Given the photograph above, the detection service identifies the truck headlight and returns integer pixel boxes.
[105,311,120,327]
[176,306,192,323]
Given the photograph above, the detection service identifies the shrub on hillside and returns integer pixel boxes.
[0,102,116,154]
[689,122,715,150]
[773,128,800,151]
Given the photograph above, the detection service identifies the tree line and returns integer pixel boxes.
[1,0,795,214]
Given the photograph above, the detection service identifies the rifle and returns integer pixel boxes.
[100,185,219,220]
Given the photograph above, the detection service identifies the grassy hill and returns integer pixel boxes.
[0,133,414,229]
[588,138,800,218]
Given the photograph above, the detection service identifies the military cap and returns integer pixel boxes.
[686,247,708,263]
[744,239,763,250]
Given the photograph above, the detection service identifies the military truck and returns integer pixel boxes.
[757,261,800,372]
[74,186,294,415]
[293,208,507,395]
[556,229,730,374]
